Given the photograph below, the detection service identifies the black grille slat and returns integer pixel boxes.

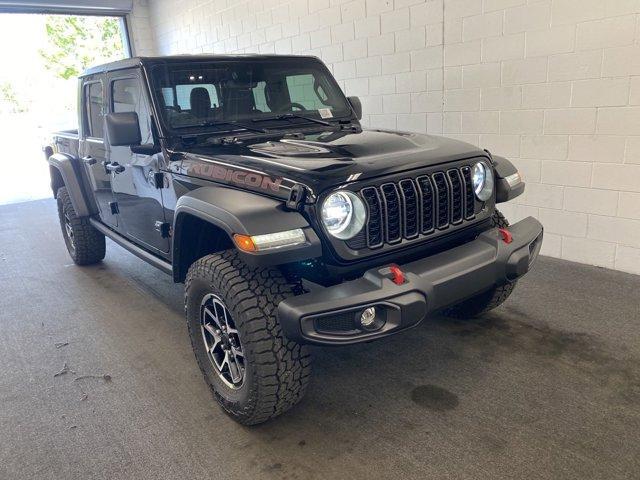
[416,175,435,234]
[399,179,419,239]
[380,183,402,244]
[361,187,384,248]
[432,172,450,229]
[461,166,476,220]
[447,169,463,224]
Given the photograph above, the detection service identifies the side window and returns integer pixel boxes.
[84,82,104,138]
[111,77,152,144]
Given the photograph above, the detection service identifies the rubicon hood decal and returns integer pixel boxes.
[189,162,282,192]
[176,154,305,202]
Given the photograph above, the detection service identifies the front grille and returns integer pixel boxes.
[358,166,478,250]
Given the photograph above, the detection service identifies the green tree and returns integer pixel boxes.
[0,82,26,113]
[39,15,125,80]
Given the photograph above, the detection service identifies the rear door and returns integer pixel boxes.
[107,71,169,254]
[80,78,118,228]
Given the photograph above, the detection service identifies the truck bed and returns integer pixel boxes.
[52,129,80,157]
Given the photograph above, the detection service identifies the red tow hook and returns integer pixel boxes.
[498,227,513,244]
[389,264,405,285]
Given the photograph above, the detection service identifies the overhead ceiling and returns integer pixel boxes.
[0,0,132,15]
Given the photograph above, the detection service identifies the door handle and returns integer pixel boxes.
[105,162,125,174]
[82,156,96,165]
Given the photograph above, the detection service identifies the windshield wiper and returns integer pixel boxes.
[175,120,268,134]
[253,113,332,127]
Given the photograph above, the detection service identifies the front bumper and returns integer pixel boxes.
[278,216,543,345]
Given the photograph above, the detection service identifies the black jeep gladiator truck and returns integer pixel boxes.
[45,55,543,425]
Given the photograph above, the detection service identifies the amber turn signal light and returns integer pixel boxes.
[233,234,257,252]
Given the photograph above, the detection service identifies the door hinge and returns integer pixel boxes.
[153,172,167,189]
[154,221,171,238]
[109,201,119,215]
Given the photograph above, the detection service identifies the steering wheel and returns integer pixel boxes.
[277,102,306,113]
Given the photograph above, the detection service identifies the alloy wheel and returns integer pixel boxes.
[64,212,75,252]
[200,294,245,388]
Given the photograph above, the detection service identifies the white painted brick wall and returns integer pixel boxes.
[135,0,640,275]
[128,0,154,56]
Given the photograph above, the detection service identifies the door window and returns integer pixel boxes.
[84,82,104,139]
[111,77,153,144]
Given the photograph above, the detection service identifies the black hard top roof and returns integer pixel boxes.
[80,54,319,77]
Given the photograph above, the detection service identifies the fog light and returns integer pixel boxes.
[359,306,386,331]
[360,307,376,328]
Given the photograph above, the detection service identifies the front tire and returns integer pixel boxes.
[443,209,516,318]
[185,250,311,425]
[56,187,105,265]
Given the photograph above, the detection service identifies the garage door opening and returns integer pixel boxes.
[0,12,129,205]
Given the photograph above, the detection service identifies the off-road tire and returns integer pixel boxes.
[56,187,105,265]
[185,250,311,425]
[443,209,516,318]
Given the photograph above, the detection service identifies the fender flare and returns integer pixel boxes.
[172,186,322,275]
[46,153,96,217]
[492,155,525,204]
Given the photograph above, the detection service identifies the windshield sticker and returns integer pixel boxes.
[318,108,333,119]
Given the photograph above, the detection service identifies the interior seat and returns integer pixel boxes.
[190,87,211,118]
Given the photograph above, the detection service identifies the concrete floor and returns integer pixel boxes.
[1,199,639,480]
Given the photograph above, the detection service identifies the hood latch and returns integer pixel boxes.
[286,184,307,212]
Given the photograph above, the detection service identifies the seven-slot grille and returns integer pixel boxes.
[358,166,477,249]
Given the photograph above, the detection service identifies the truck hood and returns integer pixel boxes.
[176,128,488,199]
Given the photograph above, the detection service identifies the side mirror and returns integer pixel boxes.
[105,112,141,147]
[347,96,362,120]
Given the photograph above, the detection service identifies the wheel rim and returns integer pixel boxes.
[200,294,245,389]
[64,212,75,251]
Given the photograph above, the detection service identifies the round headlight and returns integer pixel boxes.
[321,191,366,240]
[472,161,494,202]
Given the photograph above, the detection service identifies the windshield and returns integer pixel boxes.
[149,58,353,132]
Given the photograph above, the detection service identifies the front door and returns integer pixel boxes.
[80,79,117,228]
[107,73,169,254]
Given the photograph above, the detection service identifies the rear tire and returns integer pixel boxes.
[56,187,105,265]
[185,250,311,425]
[443,209,516,318]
